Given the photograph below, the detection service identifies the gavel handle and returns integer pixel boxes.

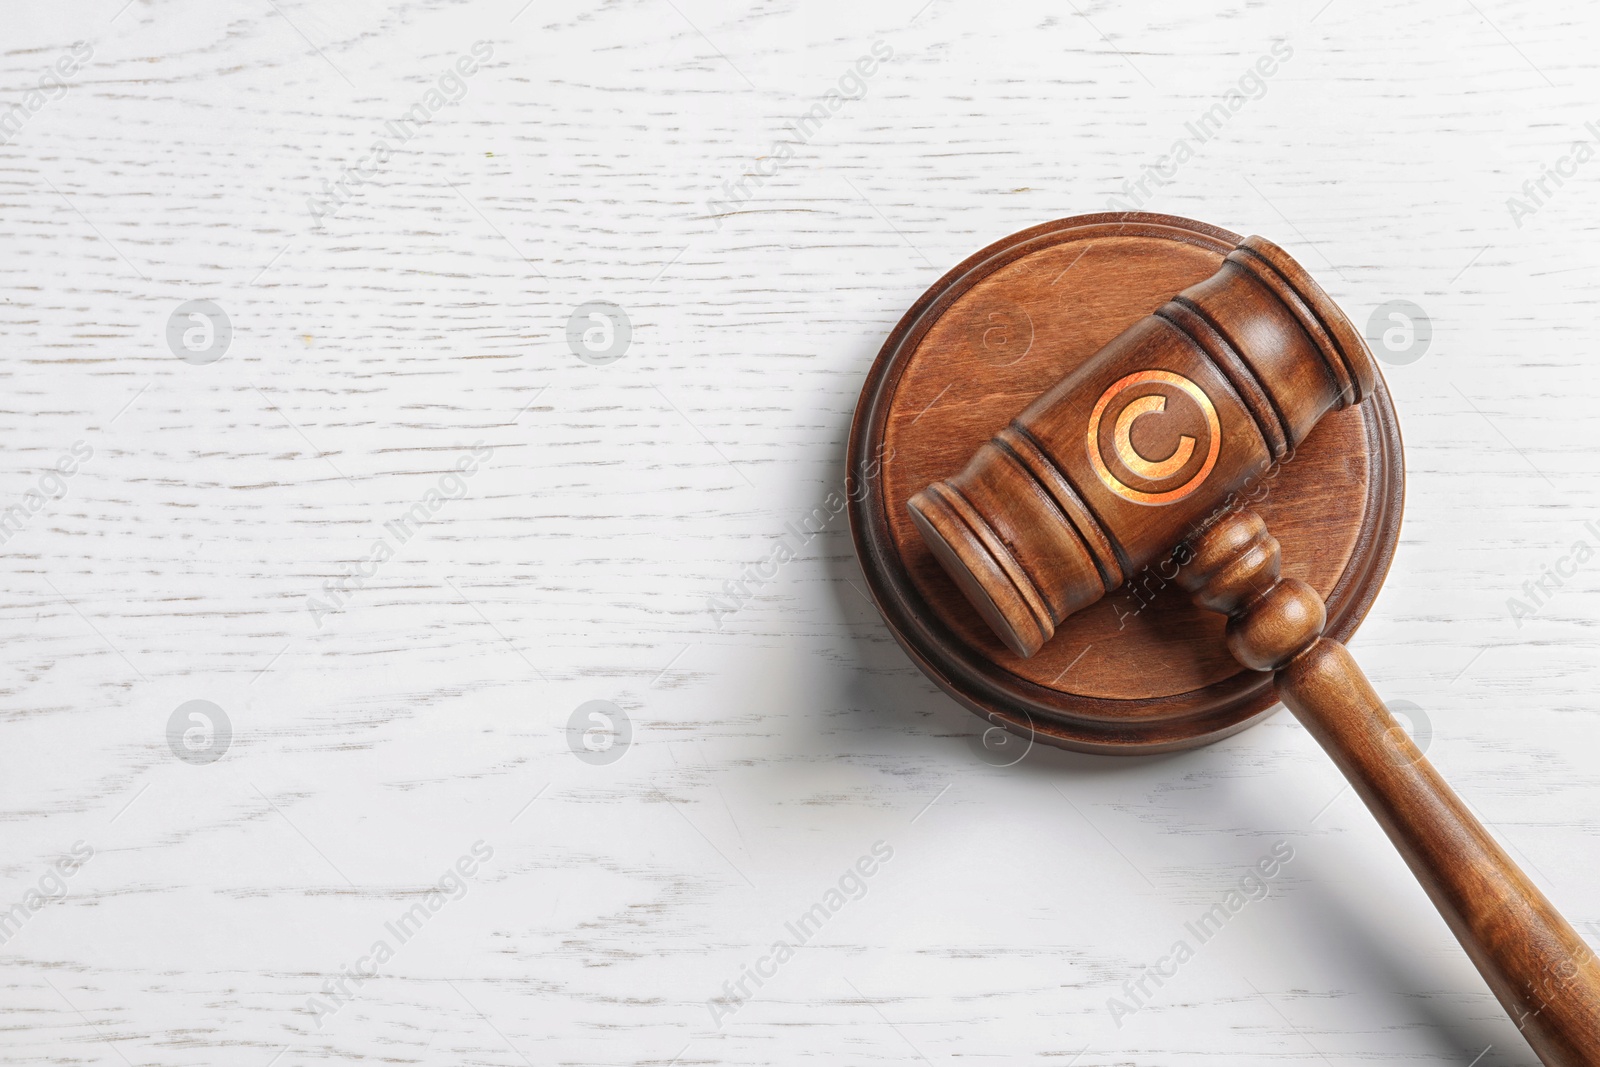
[1180,510,1600,1067]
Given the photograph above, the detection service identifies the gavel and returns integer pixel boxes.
[906,236,1600,1065]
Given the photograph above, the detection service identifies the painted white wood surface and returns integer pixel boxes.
[1,0,1597,1063]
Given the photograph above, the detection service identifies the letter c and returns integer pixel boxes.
[1113,395,1196,480]
[1087,370,1221,505]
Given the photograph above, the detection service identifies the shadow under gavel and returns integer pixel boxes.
[908,236,1600,1066]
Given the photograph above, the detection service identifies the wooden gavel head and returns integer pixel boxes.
[907,236,1376,657]
[858,217,1600,1063]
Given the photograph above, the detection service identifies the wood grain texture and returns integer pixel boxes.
[1,1,1598,1065]
[857,216,1401,753]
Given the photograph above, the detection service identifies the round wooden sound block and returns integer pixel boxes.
[848,213,1404,754]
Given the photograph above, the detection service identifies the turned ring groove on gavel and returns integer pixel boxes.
[908,236,1600,1067]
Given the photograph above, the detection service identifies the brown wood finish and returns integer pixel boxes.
[1179,511,1600,1067]
[871,218,1600,1064]
[847,213,1405,754]
[907,232,1373,658]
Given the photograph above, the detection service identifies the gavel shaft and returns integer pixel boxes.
[1183,510,1600,1067]
[902,228,1600,1059]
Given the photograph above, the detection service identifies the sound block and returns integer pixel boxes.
[847,213,1404,754]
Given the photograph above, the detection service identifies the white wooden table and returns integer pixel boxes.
[2,1,1597,1063]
